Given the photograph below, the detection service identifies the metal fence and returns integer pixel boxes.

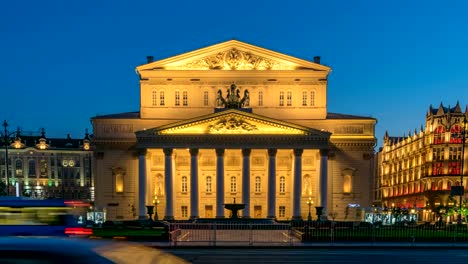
[169,223,298,246]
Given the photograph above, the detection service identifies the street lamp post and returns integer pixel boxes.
[307,197,314,221]
[2,120,17,196]
[459,115,467,224]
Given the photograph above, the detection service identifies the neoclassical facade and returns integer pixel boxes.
[376,102,467,221]
[92,40,376,221]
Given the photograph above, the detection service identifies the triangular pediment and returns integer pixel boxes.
[140,109,329,137]
[137,40,330,71]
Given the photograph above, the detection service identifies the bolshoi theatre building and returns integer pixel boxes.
[91,40,377,221]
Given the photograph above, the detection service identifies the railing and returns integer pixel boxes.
[169,223,296,246]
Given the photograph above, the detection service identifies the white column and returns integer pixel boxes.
[292,149,303,219]
[242,148,251,218]
[216,148,225,218]
[267,148,277,219]
[189,148,199,219]
[163,148,174,220]
[318,149,329,219]
[138,149,147,219]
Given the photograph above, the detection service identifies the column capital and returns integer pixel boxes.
[189,148,199,156]
[163,148,173,156]
[242,148,251,156]
[268,148,277,156]
[320,149,329,157]
[216,148,225,156]
[293,148,304,156]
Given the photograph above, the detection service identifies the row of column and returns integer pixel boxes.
[138,148,329,220]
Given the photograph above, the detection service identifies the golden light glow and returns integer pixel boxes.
[343,175,352,193]
[115,173,124,193]
[83,143,90,150]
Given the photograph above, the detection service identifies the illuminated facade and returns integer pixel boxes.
[377,103,467,221]
[92,40,376,221]
[1,128,94,201]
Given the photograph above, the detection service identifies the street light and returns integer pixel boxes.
[2,120,19,196]
[307,197,314,221]
[153,195,160,221]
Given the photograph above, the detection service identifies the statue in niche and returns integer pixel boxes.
[217,84,249,109]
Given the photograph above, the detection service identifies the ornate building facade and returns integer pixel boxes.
[1,127,94,201]
[92,40,376,221]
[377,102,467,221]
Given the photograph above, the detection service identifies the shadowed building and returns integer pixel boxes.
[91,40,376,221]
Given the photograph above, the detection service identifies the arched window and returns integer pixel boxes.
[159,91,165,106]
[152,90,158,106]
[433,126,445,144]
[203,91,209,106]
[303,175,311,195]
[302,91,307,106]
[182,91,188,106]
[206,176,212,193]
[255,176,261,193]
[175,91,180,106]
[15,159,23,177]
[279,91,284,106]
[279,176,286,193]
[115,172,124,193]
[181,176,188,193]
[310,91,315,106]
[343,175,352,193]
[230,176,237,193]
[258,91,263,106]
[28,160,35,177]
[286,91,292,106]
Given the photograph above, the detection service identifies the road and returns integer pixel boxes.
[161,248,468,264]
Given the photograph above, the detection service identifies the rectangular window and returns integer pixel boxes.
[183,91,188,106]
[175,91,180,106]
[286,91,292,106]
[181,206,188,218]
[448,162,461,175]
[302,91,307,106]
[204,91,209,106]
[279,206,285,218]
[279,91,284,106]
[279,177,285,193]
[230,176,236,193]
[255,177,261,193]
[206,176,212,193]
[433,148,444,161]
[310,91,315,106]
[182,176,188,193]
[432,162,444,175]
[159,91,165,106]
[115,173,124,193]
[449,147,462,160]
[258,91,263,106]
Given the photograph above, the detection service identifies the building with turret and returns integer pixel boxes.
[377,102,467,222]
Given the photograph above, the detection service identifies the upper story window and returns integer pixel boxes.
[203,91,209,106]
[433,126,445,144]
[159,91,165,106]
[279,206,286,218]
[255,176,261,193]
[183,91,188,106]
[279,91,284,106]
[15,159,23,177]
[175,91,180,106]
[343,175,352,193]
[450,124,463,143]
[181,176,188,193]
[279,176,286,193]
[206,176,212,193]
[28,160,35,177]
[302,91,307,106]
[433,148,444,161]
[286,91,292,106]
[152,90,158,106]
[230,176,237,193]
[310,91,315,106]
[258,91,263,106]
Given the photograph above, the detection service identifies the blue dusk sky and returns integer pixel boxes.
[1,0,467,148]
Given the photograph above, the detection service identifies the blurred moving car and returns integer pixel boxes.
[0,237,188,264]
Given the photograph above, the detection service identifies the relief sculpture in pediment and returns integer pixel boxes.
[174,48,296,70]
[208,117,258,133]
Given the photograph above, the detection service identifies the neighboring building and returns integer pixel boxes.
[92,40,376,221]
[377,102,467,222]
[1,127,94,201]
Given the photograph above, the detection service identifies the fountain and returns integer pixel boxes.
[223,198,245,219]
